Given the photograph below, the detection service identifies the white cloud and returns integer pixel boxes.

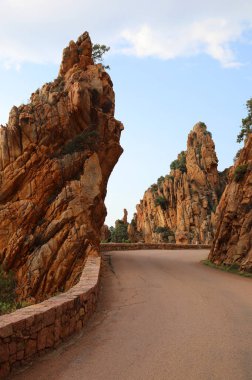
[0,0,252,68]
[120,19,244,68]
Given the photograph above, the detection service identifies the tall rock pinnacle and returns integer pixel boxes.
[133,122,228,244]
[0,32,123,301]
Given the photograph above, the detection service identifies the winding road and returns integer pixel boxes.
[11,249,252,380]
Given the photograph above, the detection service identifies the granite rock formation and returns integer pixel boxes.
[208,134,252,271]
[0,32,123,301]
[133,123,228,244]
[100,225,111,242]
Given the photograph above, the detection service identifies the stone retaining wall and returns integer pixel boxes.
[0,256,101,379]
[100,243,211,252]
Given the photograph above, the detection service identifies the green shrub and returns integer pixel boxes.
[237,98,252,143]
[110,220,129,243]
[170,151,187,173]
[62,130,98,155]
[154,196,168,210]
[130,219,136,227]
[165,174,174,181]
[234,164,248,182]
[157,176,165,186]
[198,122,207,129]
[154,226,174,242]
[150,184,158,193]
[0,266,16,315]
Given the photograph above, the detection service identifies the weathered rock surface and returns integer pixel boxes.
[208,134,252,271]
[0,32,123,301]
[133,123,228,244]
[100,224,111,242]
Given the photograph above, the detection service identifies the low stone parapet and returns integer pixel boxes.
[100,243,211,252]
[0,256,101,379]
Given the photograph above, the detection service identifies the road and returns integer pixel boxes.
[11,249,252,380]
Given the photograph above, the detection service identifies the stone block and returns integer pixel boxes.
[0,362,10,379]
[25,339,37,358]
[0,324,13,338]
[0,343,9,363]
[8,341,16,355]
[16,350,24,360]
[37,328,47,351]
[42,308,56,327]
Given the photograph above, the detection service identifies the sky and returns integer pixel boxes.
[0,0,252,226]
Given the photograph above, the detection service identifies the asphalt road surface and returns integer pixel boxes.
[11,249,252,380]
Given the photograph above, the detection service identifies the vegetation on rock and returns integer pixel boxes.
[237,98,252,143]
[154,226,175,242]
[0,266,16,315]
[0,267,29,315]
[92,43,110,69]
[208,131,252,272]
[154,196,168,210]
[203,260,252,278]
[233,164,248,182]
[170,151,187,173]
[134,122,228,244]
[0,32,123,303]
[110,220,129,243]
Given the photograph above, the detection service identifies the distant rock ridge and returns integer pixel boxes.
[0,32,123,301]
[208,134,252,271]
[131,122,228,244]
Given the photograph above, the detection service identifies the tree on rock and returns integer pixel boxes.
[237,98,252,143]
[92,44,110,69]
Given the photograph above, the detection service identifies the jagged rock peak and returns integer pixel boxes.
[133,122,228,245]
[122,208,128,224]
[186,122,219,187]
[0,32,123,302]
[59,32,93,77]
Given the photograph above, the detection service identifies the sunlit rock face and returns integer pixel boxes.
[0,32,123,301]
[133,123,228,244]
[208,134,252,271]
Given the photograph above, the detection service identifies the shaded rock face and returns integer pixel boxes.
[134,123,227,244]
[208,135,252,271]
[0,32,123,301]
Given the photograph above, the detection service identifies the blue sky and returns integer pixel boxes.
[0,0,252,226]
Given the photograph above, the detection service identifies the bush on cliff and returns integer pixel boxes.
[154,196,168,210]
[234,164,248,182]
[170,151,187,173]
[0,266,16,315]
[157,176,165,186]
[59,129,99,156]
[237,98,252,143]
[92,44,110,69]
[154,226,175,242]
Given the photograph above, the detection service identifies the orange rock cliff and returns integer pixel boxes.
[208,134,252,271]
[0,32,123,301]
[130,123,228,244]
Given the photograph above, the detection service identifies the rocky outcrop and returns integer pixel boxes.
[100,224,111,242]
[0,32,123,301]
[208,134,252,271]
[133,123,228,244]
[122,208,128,224]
